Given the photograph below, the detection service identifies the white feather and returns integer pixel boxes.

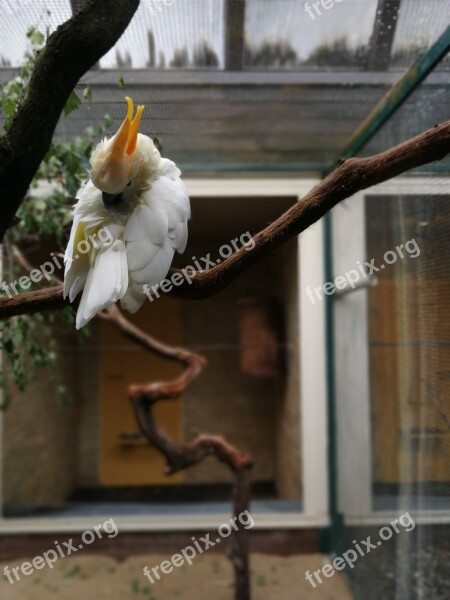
[125,163,189,289]
[76,240,128,329]
[120,285,146,314]
[131,241,175,287]
[64,216,90,302]
[126,238,160,272]
[124,203,168,245]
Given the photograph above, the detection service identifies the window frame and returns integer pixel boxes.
[332,175,450,526]
[0,176,331,534]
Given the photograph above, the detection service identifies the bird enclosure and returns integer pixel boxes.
[0,1,449,600]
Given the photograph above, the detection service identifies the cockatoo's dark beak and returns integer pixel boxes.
[102,191,123,207]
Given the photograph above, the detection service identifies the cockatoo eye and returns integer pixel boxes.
[127,180,132,187]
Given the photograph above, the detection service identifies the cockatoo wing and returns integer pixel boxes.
[122,159,190,311]
[157,158,191,253]
[63,216,91,302]
[64,181,104,303]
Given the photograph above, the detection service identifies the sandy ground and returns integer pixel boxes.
[0,553,353,599]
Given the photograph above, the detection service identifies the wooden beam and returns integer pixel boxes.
[225,0,246,71]
[366,0,402,71]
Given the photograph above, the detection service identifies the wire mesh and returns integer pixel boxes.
[338,62,450,600]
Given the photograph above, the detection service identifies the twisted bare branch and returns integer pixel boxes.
[99,305,253,600]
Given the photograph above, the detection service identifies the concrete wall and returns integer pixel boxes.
[75,322,101,489]
[2,331,77,508]
[180,239,302,498]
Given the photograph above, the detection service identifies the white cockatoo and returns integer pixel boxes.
[64,97,190,329]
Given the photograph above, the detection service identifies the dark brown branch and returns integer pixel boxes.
[169,120,450,298]
[100,305,253,600]
[1,120,449,318]
[99,306,251,474]
[0,285,66,319]
[0,0,140,241]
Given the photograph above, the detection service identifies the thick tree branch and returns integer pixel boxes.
[0,120,449,318]
[0,0,140,241]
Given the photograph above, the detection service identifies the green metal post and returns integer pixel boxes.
[337,24,450,165]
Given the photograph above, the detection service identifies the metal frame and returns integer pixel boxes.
[332,175,450,528]
[225,0,245,70]
[365,0,402,71]
[2,69,449,87]
[299,218,329,524]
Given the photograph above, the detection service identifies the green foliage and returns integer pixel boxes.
[64,90,82,117]
[63,564,82,579]
[144,30,219,69]
[83,85,93,102]
[245,40,299,68]
[130,579,156,596]
[303,37,367,68]
[0,27,83,131]
[170,47,190,68]
[193,40,219,68]
[0,313,58,409]
[391,43,428,68]
[168,42,220,68]
[0,27,112,405]
[245,37,369,69]
[12,114,112,245]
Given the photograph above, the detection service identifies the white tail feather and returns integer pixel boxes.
[76,240,128,329]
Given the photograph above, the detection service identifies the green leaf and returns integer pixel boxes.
[64,90,81,117]
[83,85,92,102]
[118,76,126,89]
[27,28,45,48]
[104,114,113,129]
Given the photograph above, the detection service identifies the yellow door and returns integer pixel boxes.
[99,297,183,486]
